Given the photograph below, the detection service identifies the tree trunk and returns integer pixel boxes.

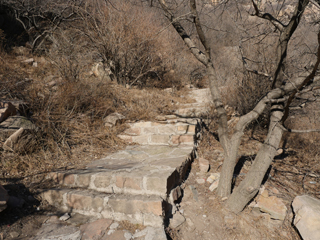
[226,106,284,213]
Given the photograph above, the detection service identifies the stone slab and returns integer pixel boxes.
[80,218,113,240]
[31,223,81,240]
[292,195,320,240]
[41,189,164,227]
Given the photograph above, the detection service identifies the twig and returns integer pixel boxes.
[278,123,320,133]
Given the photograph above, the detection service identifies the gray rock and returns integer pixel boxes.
[145,227,167,240]
[133,227,166,240]
[124,231,133,240]
[9,232,20,238]
[189,185,198,201]
[292,195,320,240]
[31,223,81,240]
[196,178,205,184]
[170,186,182,203]
[255,190,287,220]
[169,212,186,229]
[198,158,210,173]
[66,213,92,226]
[21,58,34,64]
[59,213,70,221]
[109,222,119,230]
[104,112,125,127]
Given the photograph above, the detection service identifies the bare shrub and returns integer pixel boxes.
[47,29,89,82]
[73,0,188,88]
[0,47,180,177]
[0,0,82,51]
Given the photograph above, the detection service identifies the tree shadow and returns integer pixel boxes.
[231,154,273,190]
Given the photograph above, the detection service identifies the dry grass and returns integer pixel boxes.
[0,0,197,180]
[119,220,145,234]
[0,48,186,179]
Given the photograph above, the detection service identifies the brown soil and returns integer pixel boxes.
[166,127,319,240]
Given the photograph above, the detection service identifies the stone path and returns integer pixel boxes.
[41,88,212,239]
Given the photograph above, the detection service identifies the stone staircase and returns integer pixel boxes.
[41,87,211,229]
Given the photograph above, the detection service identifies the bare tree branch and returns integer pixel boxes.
[251,0,285,31]
[282,29,320,123]
[278,123,320,133]
[190,0,211,58]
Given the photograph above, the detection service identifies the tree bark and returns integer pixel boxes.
[226,107,284,212]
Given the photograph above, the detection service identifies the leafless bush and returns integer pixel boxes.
[0,0,82,51]
[0,41,181,177]
[71,0,188,88]
[47,29,89,82]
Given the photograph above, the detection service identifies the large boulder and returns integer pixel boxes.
[0,184,8,212]
[292,195,320,240]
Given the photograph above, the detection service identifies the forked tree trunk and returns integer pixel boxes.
[226,107,284,212]
[158,0,312,213]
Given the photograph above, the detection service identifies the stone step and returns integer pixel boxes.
[118,121,198,146]
[174,106,209,118]
[118,133,195,145]
[41,88,210,229]
[41,189,164,227]
[47,145,195,198]
[43,145,196,227]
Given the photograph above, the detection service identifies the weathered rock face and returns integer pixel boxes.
[0,102,17,123]
[292,195,320,240]
[0,184,9,213]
